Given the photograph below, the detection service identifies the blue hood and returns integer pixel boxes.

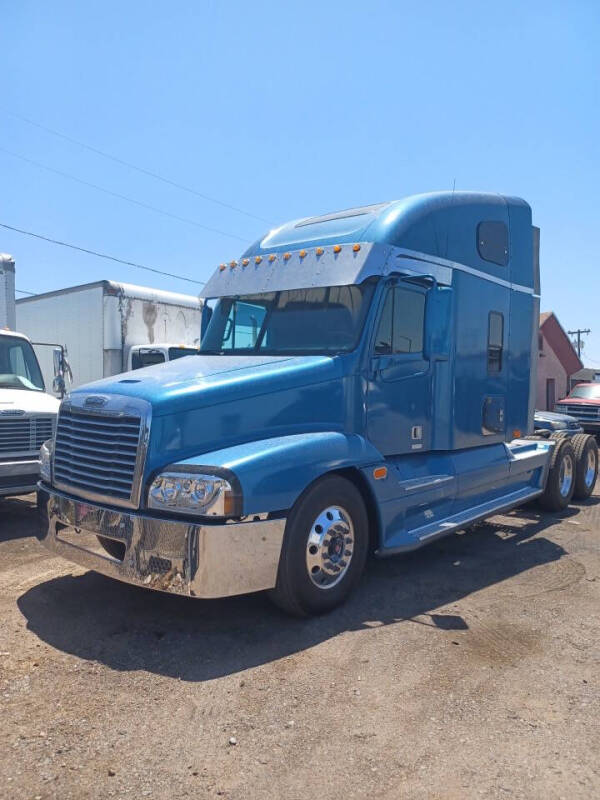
[72,354,349,474]
[76,354,340,417]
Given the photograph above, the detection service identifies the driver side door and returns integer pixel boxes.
[366,282,432,456]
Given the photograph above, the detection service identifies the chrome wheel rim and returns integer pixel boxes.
[585,448,597,488]
[559,453,574,497]
[305,505,354,590]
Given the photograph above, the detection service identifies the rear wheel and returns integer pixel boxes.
[538,437,576,511]
[268,475,369,617]
[571,434,598,500]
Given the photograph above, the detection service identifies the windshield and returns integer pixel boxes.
[569,384,600,400]
[201,282,376,355]
[0,336,45,391]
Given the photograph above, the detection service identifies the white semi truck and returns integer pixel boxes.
[16,280,202,393]
[0,255,62,498]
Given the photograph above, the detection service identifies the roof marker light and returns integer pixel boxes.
[333,244,341,253]
[353,243,361,252]
[219,263,226,271]
[283,252,291,261]
[268,254,276,262]
[299,249,307,258]
[315,246,324,256]
[242,258,249,266]
[255,256,262,264]
[229,260,238,268]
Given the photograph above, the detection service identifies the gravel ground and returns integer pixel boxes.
[1,491,599,799]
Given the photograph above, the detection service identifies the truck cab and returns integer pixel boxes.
[127,343,200,371]
[37,192,598,615]
[555,383,600,434]
[0,329,59,498]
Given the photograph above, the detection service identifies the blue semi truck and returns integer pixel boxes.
[37,192,599,615]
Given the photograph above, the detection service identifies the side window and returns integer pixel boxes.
[374,287,425,355]
[393,288,425,353]
[477,221,509,266]
[374,290,394,354]
[488,312,504,373]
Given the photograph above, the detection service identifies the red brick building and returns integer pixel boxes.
[537,312,583,410]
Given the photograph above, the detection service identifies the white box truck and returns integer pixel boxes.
[16,280,202,392]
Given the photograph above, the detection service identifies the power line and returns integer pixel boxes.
[5,109,271,224]
[15,288,37,296]
[0,222,206,287]
[0,146,248,243]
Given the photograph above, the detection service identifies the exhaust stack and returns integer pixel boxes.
[0,253,16,330]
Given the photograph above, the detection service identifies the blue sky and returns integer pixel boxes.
[2,1,599,362]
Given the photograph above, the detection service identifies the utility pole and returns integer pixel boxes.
[568,328,591,359]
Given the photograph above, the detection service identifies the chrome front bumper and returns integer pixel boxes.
[37,485,286,599]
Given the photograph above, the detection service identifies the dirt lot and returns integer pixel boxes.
[1,492,599,800]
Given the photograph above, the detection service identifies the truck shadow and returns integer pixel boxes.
[0,494,39,541]
[16,504,590,682]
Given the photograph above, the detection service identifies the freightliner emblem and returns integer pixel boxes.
[84,395,108,408]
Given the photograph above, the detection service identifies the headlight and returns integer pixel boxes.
[148,471,239,517]
[39,439,53,483]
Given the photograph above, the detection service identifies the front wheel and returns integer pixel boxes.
[268,475,369,617]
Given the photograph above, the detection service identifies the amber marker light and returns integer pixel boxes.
[512,429,522,439]
[352,243,361,252]
[299,249,307,258]
[255,256,262,264]
[373,466,388,480]
[229,260,238,268]
[283,252,291,261]
[268,254,276,262]
[333,244,342,253]
[315,246,324,256]
[219,264,226,271]
[242,258,249,266]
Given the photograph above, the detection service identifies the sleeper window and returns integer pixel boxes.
[374,287,425,355]
[488,312,504,373]
[477,221,509,266]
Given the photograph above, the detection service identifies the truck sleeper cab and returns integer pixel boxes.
[37,192,598,615]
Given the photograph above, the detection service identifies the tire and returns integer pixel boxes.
[538,437,576,511]
[268,474,369,617]
[571,433,598,500]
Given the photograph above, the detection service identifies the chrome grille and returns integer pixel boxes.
[53,407,142,503]
[0,416,56,455]
[558,404,600,420]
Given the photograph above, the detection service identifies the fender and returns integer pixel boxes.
[162,432,384,516]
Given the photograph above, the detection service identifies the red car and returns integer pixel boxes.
[556,383,600,434]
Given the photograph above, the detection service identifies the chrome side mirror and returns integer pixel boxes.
[53,347,62,377]
[52,347,72,398]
